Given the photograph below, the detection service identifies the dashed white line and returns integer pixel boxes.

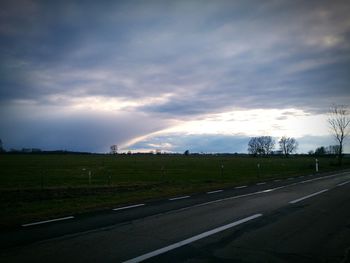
[122,213,263,263]
[273,179,281,182]
[22,216,74,227]
[169,196,190,201]
[235,185,247,189]
[207,190,223,194]
[289,189,329,204]
[337,180,350,187]
[113,204,145,211]
[256,182,266,185]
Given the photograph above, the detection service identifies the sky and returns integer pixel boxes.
[0,0,350,153]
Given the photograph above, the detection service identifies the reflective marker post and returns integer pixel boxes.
[315,158,319,173]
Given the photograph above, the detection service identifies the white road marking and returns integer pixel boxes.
[256,182,266,185]
[123,214,263,263]
[122,171,348,221]
[273,179,281,182]
[207,190,223,194]
[289,189,329,204]
[113,204,145,211]
[22,216,74,227]
[168,172,349,215]
[235,185,247,189]
[287,177,294,180]
[299,173,343,184]
[169,196,190,201]
[337,180,350,187]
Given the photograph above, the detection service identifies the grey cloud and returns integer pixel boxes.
[2,0,350,108]
[1,0,350,152]
[0,106,172,152]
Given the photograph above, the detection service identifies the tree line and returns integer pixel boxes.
[248,136,298,157]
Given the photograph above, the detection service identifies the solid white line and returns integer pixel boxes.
[256,182,266,185]
[113,204,145,211]
[169,196,190,201]
[22,216,74,227]
[289,189,329,204]
[235,185,247,189]
[123,213,263,263]
[207,190,223,194]
[337,180,350,187]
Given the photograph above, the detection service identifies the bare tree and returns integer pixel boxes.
[248,136,275,156]
[110,145,118,155]
[261,136,275,155]
[279,136,298,157]
[328,104,350,164]
[325,145,340,155]
[248,137,261,156]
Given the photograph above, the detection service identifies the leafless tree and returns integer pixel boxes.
[325,145,340,155]
[110,145,118,155]
[248,137,261,156]
[248,136,275,156]
[328,104,350,164]
[261,136,275,155]
[279,136,298,157]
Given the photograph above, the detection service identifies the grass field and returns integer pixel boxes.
[1,153,349,229]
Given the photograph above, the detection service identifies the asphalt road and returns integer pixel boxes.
[1,170,350,262]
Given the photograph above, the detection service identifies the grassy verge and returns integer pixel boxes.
[0,154,349,229]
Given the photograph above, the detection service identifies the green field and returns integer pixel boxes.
[0,154,349,229]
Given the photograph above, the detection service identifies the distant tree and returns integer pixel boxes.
[328,104,350,165]
[248,136,275,156]
[308,150,314,155]
[325,145,340,155]
[279,136,298,157]
[248,137,260,156]
[110,145,118,155]
[261,136,275,155]
[184,150,190,156]
[315,146,326,156]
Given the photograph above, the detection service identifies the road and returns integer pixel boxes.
[1,171,350,262]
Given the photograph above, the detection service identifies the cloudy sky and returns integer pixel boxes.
[1,0,349,153]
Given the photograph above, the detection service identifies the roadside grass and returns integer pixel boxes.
[0,154,349,229]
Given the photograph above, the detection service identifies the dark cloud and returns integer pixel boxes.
[0,106,171,152]
[1,0,350,152]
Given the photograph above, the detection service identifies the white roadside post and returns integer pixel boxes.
[315,158,319,173]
